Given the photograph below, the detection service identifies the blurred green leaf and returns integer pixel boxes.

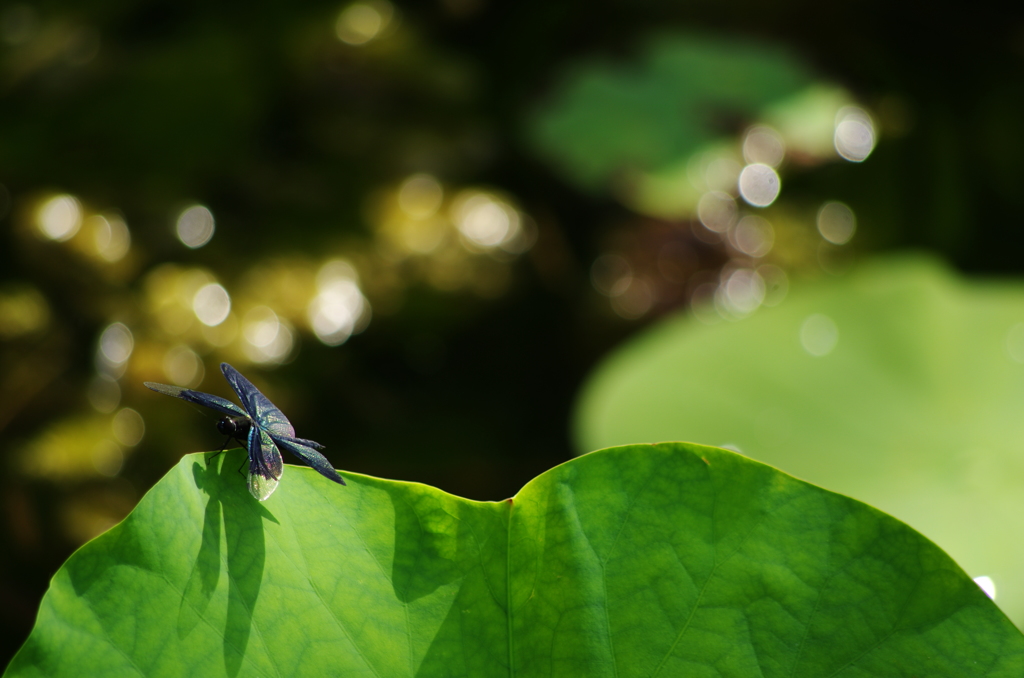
[8,442,1024,676]
[575,254,1024,627]
[527,34,815,191]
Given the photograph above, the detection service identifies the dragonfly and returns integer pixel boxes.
[145,362,345,501]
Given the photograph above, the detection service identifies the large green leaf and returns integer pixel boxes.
[8,442,1024,677]
[575,254,1024,628]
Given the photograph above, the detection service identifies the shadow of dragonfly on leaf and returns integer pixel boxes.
[177,450,279,678]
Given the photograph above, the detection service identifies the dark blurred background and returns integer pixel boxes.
[3,0,1024,667]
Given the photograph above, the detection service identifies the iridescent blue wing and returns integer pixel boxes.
[274,434,346,486]
[247,426,284,501]
[144,382,247,418]
[220,363,295,437]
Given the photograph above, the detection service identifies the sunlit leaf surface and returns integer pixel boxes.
[576,254,1024,627]
[8,442,1024,677]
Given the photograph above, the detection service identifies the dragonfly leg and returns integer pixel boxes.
[204,435,235,465]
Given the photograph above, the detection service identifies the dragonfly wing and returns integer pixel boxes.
[287,436,325,450]
[246,427,284,501]
[275,434,346,486]
[221,363,295,437]
[248,473,279,502]
[144,382,247,418]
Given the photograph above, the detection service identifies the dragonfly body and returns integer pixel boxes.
[145,363,345,500]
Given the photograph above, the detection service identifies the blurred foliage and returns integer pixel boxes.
[12,445,1024,677]
[575,255,1024,626]
[3,0,1024,669]
[527,34,816,190]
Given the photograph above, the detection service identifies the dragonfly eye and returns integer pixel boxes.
[216,418,234,436]
[217,417,249,436]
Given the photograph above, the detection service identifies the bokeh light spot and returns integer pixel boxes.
[817,201,856,245]
[0,286,50,338]
[697,191,738,233]
[800,314,839,356]
[98,323,134,369]
[36,194,82,241]
[163,345,205,387]
[193,283,231,326]
[834,107,875,162]
[730,215,774,258]
[452,191,521,249]
[244,306,282,348]
[319,258,359,286]
[87,214,131,262]
[309,260,369,346]
[758,264,789,307]
[742,126,785,167]
[335,0,394,45]
[719,268,765,317]
[398,173,443,220]
[738,164,781,207]
[176,205,215,249]
[112,408,145,447]
[243,307,294,364]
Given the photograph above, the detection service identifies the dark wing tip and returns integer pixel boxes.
[291,437,326,451]
[145,382,186,397]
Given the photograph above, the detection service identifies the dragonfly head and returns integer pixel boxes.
[217,415,252,441]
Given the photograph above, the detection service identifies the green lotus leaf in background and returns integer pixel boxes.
[8,440,1024,676]
[526,34,815,192]
[575,254,1024,629]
